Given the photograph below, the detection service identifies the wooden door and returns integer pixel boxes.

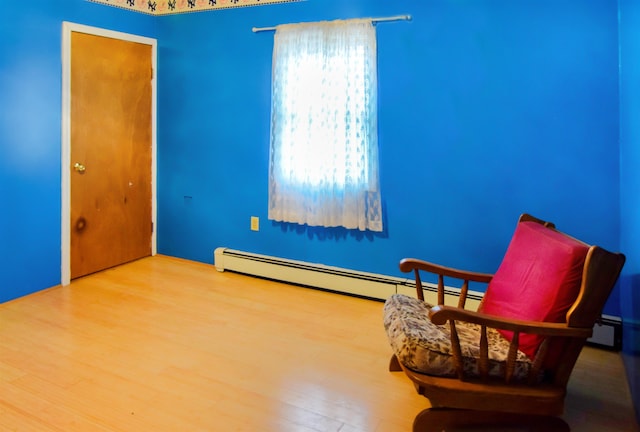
[70,32,152,279]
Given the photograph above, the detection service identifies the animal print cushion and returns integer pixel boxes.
[383,294,533,380]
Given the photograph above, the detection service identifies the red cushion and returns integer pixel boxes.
[480,221,589,360]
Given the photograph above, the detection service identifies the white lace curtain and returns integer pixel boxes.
[268,19,383,232]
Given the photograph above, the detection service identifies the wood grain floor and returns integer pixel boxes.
[0,255,637,431]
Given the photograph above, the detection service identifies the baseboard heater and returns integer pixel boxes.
[213,247,484,306]
[213,247,621,350]
[214,247,411,300]
[589,315,622,351]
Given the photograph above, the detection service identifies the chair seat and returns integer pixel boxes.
[383,294,533,380]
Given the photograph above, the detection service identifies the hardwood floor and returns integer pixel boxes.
[0,255,637,431]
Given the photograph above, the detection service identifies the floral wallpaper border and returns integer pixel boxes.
[88,0,303,15]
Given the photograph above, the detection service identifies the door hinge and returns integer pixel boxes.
[151,222,154,233]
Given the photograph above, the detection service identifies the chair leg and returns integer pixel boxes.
[389,354,402,372]
[413,408,570,432]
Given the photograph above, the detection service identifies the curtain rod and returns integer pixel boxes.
[252,14,412,33]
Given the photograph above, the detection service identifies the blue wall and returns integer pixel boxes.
[619,0,640,421]
[0,1,624,316]
[0,0,156,303]
[157,0,622,313]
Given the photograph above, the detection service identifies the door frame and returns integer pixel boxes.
[61,22,157,286]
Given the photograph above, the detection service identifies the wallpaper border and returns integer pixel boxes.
[87,0,303,16]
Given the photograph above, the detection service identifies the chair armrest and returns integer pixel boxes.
[399,258,494,283]
[429,305,592,339]
[428,305,592,384]
[399,258,493,306]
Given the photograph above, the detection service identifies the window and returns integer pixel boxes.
[268,19,382,232]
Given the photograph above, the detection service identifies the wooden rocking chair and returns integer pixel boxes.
[383,214,625,431]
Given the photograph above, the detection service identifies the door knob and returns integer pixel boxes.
[74,162,86,173]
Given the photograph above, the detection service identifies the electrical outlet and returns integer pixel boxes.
[250,216,259,231]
